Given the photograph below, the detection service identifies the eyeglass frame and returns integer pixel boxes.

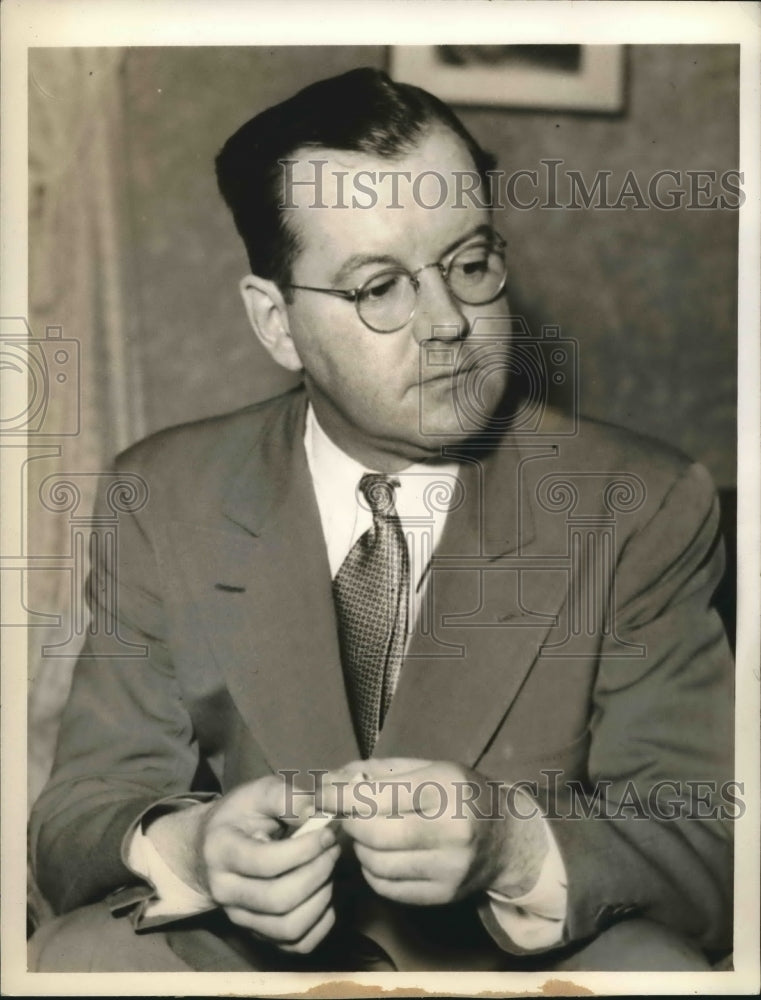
[283,231,508,334]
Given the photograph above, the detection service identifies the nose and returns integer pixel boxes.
[411,264,470,344]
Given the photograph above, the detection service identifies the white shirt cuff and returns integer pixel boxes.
[127,823,214,920]
[486,816,568,951]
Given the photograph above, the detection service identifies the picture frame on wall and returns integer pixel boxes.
[390,44,625,112]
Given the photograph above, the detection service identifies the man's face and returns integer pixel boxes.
[282,126,510,471]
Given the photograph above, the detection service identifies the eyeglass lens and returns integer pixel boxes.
[357,240,506,332]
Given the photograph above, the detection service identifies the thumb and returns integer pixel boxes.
[233,773,317,825]
[361,757,433,779]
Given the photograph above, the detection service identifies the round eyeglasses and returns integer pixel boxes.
[285,233,507,334]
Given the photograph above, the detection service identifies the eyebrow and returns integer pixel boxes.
[331,254,400,287]
[330,223,496,288]
[439,223,495,260]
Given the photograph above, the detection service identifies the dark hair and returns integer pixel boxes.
[215,67,496,291]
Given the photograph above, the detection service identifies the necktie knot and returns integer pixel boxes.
[359,473,400,519]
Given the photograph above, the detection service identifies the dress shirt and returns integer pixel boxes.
[128,402,568,950]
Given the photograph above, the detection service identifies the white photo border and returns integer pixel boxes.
[2,1,759,997]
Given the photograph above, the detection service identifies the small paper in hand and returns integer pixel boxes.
[291,813,335,838]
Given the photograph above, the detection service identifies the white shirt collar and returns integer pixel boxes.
[303,402,459,578]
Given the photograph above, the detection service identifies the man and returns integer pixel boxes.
[29,68,733,973]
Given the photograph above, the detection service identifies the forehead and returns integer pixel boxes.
[283,126,488,274]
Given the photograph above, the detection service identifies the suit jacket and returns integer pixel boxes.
[30,386,734,969]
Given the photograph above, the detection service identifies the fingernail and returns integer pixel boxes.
[319,829,335,849]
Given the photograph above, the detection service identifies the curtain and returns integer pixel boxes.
[26,48,145,805]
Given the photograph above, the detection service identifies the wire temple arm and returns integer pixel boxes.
[286,283,359,301]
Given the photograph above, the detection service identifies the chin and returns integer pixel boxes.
[403,423,489,460]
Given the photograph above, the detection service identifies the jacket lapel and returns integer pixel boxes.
[171,389,569,774]
[170,391,360,771]
[375,438,569,767]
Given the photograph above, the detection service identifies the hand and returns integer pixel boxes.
[317,758,548,907]
[159,776,341,953]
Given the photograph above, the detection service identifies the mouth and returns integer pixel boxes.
[419,361,480,385]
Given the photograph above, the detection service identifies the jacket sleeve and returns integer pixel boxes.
[545,460,735,952]
[29,458,203,915]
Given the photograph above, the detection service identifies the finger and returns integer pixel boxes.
[354,843,457,882]
[318,776,416,819]
[256,772,320,822]
[361,757,433,779]
[361,869,451,906]
[320,757,430,783]
[364,774,444,818]
[225,772,322,827]
[317,759,435,812]
[290,814,337,840]
[342,810,463,850]
[226,815,284,841]
[278,904,336,955]
[340,766,466,820]
[215,842,340,914]
[313,767,369,815]
[214,825,336,879]
[225,880,333,946]
[321,760,367,783]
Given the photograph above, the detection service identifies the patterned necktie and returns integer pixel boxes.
[333,473,410,759]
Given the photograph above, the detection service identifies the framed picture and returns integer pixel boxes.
[390,44,625,112]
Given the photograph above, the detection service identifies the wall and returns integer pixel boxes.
[121,45,738,486]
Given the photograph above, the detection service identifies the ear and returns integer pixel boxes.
[239,275,303,372]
